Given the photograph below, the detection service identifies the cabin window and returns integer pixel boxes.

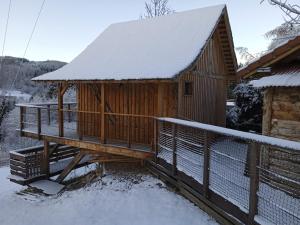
[184,81,193,96]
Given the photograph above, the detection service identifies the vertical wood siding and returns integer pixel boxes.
[77,82,177,145]
[177,27,228,126]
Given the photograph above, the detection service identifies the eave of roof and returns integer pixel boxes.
[250,70,300,88]
[237,35,300,80]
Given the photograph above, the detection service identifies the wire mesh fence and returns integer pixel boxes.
[156,118,300,225]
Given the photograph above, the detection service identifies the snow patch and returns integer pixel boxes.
[29,180,65,195]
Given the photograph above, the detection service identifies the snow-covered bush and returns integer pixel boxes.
[226,82,263,133]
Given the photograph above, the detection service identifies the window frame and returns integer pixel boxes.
[183,81,193,96]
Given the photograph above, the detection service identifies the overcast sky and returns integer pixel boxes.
[0,0,292,63]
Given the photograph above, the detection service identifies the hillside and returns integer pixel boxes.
[0,56,66,96]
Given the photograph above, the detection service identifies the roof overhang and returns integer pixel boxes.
[237,36,300,80]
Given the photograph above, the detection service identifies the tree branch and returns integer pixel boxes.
[261,0,300,24]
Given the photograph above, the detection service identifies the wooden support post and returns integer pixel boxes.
[248,142,260,225]
[172,123,177,176]
[67,104,71,123]
[203,131,210,198]
[43,139,49,178]
[58,84,64,137]
[20,106,24,133]
[127,116,131,148]
[153,119,158,159]
[78,111,83,140]
[47,105,51,125]
[100,83,106,144]
[56,151,85,183]
[37,108,41,139]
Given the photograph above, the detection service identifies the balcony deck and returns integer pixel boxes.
[20,125,153,159]
[17,103,154,159]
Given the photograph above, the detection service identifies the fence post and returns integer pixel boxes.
[20,106,24,133]
[248,142,260,225]
[172,123,177,176]
[154,119,158,162]
[43,139,49,178]
[203,131,210,198]
[47,105,50,125]
[37,108,41,140]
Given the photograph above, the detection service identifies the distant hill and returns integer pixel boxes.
[0,56,66,96]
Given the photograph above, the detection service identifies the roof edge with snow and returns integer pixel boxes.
[32,5,236,82]
[237,35,300,79]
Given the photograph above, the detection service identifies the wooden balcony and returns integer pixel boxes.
[17,103,155,159]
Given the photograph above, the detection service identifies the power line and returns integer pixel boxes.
[0,0,12,76]
[9,0,47,91]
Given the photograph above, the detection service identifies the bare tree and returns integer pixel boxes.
[143,0,174,18]
[261,0,300,24]
[264,22,300,49]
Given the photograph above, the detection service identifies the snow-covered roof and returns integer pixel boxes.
[250,71,300,88]
[33,5,226,81]
[237,35,300,79]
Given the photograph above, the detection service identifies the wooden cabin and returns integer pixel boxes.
[238,35,300,141]
[13,5,237,184]
[237,35,300,186]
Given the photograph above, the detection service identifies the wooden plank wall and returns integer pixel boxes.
[263,87,300,141]
[77,82,177,145]
[177,24,228,127]
[77,84,101,137]
[262,87,300,190]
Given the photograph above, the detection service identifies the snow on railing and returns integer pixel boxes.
[158,117,300,151]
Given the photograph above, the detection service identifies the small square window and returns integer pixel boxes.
[184,81,193,96]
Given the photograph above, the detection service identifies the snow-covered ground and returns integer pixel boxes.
[0,166,218,225]
[0,89,31,101]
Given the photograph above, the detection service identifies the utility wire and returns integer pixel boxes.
[9,0,47,91]
[0,0,12,120]
[0,0,12,79]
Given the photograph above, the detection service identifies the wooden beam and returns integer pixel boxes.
[56,151,85,183]
[33,79,175,84]
[17,131,154,159]
[20,106,24,132]
[157,83,164,116]
[37,108,41,139]
[262,88,274,136]
[172,123,177,176]
[49,144,60,156]
[100,83,106,144]
[43,140,50,178]
[203,131,210,198]
[47,105,51,125]
[248,142,260,224]
[60,83,69,96]
[58,84,64,137]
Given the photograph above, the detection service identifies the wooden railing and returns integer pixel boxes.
[150,118,300,225]
[18,102,76,136]
[17,103,156,151]
[9,145,81,185]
